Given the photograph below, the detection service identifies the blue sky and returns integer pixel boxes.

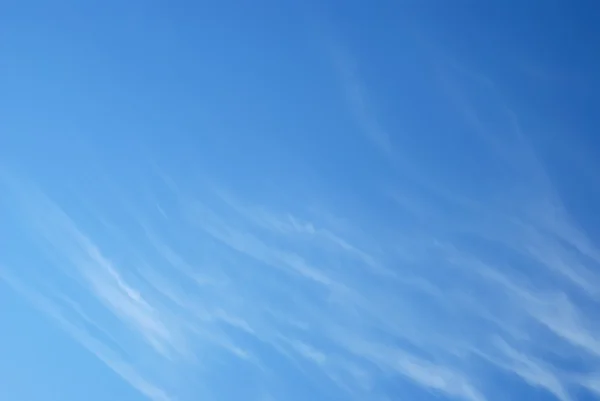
[1,2,600,401]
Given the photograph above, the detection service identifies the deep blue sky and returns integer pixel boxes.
[2,2,600,401]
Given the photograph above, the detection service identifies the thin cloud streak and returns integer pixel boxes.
[1,179,184,360]
[2,7,597,401]
[3,44,600,401]
[0,271,174,401]
[5,158,600,401]
[324,36,394,158]
[320,29,600,401]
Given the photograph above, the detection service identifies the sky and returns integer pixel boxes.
[1,2,600,401]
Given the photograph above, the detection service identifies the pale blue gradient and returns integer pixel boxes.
[2,2,600,401]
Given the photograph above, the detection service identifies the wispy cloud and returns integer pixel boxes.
[2,24,599,401]
[317,25,600,401]
[324,36,395,158]
[1,177,185,360]
[0,270,174,401]
[493,339,572,401]
[6,156,600,401]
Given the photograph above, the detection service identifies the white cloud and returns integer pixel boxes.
[1,180,185,359]
[492,339,572,401]
[0,271,174,401]
[324,36,394,158]
[336,336,486,401]
[2,35,600,401]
